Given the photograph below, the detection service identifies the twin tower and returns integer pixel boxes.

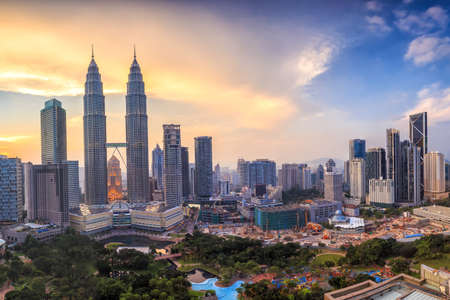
[84,49,149,205]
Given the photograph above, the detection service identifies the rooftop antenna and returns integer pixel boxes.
[91,44,94,59]
[133,44,136,59]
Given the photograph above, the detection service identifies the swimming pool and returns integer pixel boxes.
[191,278,244,300]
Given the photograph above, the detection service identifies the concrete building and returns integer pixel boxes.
[23,162,34,221]
[126,52,150,203]
[237,159,250,188]
[33,164,69,227]
[387,128,401,202]
[151,144,163,189]
[349,139,366,160]
[421,264,450,296]
[0,155,23,222]
[343,160,350,185]
[40,99,67,164]
[413,205,450,225]
[249,159,277,188]
[324,274,444,300]
[163,124,182,208]
[83,52,107,205]
[326,159,336,173]
[324,172,344,202]
[329,210,365,233]
[306,200,342,223]
[181,147,190,201]
[194,136,213,202]
[219,180,230,196]
[107,155,123,202]
[62,160,81,209]
[279,164,302,191]
[302,167,312,189]
[424,152,447,201]
[366,147,386,183]
[350,158,366,203]
[213,163,221,195]
[369,178,394,207]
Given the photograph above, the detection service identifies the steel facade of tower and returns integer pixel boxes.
[349,139,366,160]
[366,147,386,181]
[409,112,427,201]
[386,129,401,202]
[41,99,67,164]
[83,54,107,205]
[194,136,213,202]
[126,53,150,202]
[163,124,182,208]
[152,144,163,189]
[181,147,190,200]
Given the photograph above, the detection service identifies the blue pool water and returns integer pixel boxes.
[191,278,244,300]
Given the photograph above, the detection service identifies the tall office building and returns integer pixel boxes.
[152,144,163,189]
[366,147,386,181]
[409,112,427,200]
[279,164,302,191]
[324,172,343,202]
[350,158,366,203]
[325,159,336,173]
[445,161,450,191]
[163,124,182,208]
[400,141,421,205]
[349,139,366,160]
[369,178,394,207]
[249,159,277,188]
[194,136,213,202]
[23,162,34,220]
[181,147,190,201]
[126,51,149,203]
[33,164,69,227]
[107,155,123,202]
[424,152,445,200]
[343,160,350,184]
[83,51,107,205]
[213,163,221,195]
[302,167,312,189]
[62,160,81,209]
[237,159,250,188]
[0,155,23,222]
[189,163,195,196]
[40,99,67,164]
[386,129,401,202]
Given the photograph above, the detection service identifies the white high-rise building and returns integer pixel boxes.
[302,167,312,189]
[424,152,446,201]
[163,124,182,209]
[350,158,366,203]
[23,162,35,220]
[324,172,343,202]
[369,178,394,207]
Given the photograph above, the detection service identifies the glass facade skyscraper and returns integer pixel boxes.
[0,155,23,222]
[386,129,401,202]
[349,139,366,160]
[152,144,163,190]
[194,136,213,202]
[163,124,182,208]
[83,53,107,205]
[181,147,190,201]
[40,99,67,164]
[126,52,150,203]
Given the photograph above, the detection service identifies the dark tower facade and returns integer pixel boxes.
[83,51,107,205]
[126,50,150,202]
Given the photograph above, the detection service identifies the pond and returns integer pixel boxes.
[100,235,173,249]
[191,278,244,300]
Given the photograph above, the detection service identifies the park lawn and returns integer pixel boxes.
[312,254,343,266]
[411,253,450,271]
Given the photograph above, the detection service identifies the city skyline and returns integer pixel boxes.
[2,0,450,168]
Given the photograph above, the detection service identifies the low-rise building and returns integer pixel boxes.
[413,205,450,225]
[324,273,445,300]
[3,223,62,244]
[255,203,307,231]
[304,200,342,223]
[369,178,395,208]
[329,210,365,233]
[421,264,450,296]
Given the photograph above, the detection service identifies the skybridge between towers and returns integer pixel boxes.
[106,143,127,168]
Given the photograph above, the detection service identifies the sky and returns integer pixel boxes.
[2,0,450,168]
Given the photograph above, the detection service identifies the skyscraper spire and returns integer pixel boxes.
[83,49,107,205]
[133,44,136,59]
[91,44,94,59]
[126,48,149,202]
